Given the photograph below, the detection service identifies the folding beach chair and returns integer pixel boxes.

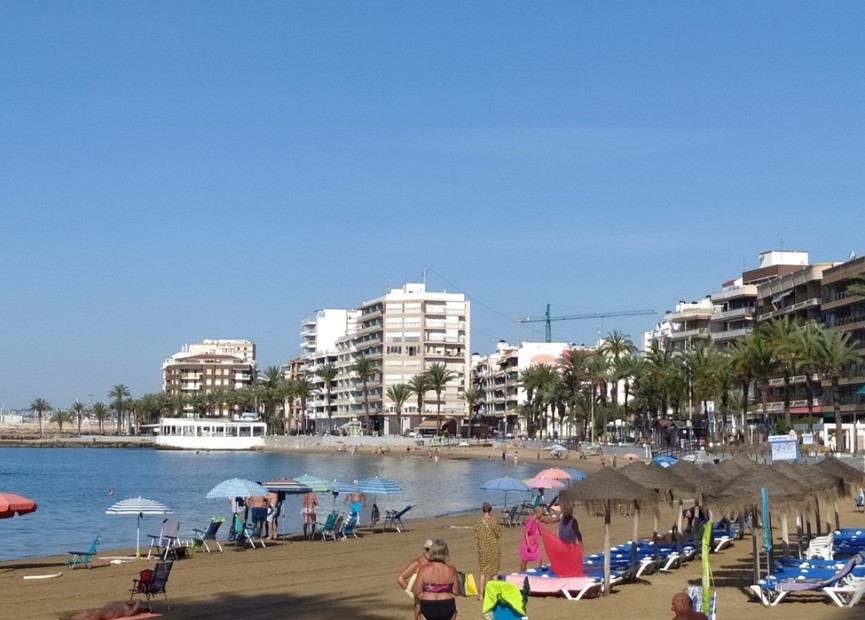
[130,559,173,612]
[191,517,225,553]
[384,505,414,533]
[339,514,358,540]
[312,512,340,541]
[67,536,100,570]
[147,517,182,559]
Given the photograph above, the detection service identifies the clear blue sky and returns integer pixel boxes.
[2,2,863,410]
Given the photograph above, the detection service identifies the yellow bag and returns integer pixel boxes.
[464,573,478,597]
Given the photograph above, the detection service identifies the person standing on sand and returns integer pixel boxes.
[345,490,366,518]
[412,538,460,620]
[557,503,582,545]
[471,502,501,601]
[671,592,709,620]
[301,490,318,538]
[520,505,559,572]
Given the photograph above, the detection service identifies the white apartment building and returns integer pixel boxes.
[298,283,470,436]
[473,340,575,437]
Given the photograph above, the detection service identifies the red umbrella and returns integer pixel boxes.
[0,493,37,518]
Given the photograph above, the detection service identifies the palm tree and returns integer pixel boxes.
[292,375,315,434]
[761,316,801,430]
[108,384,131,434]
[796,322,825,428]
[459,386,484,439]
[386,383,413,436]
[51,408,73,433]
[91,402,109,434]
[257,366,283,430]
[424,362,457,437]
[351,355,378,434]
[813,326,862,449]
[71,400,88,435]
[408,373,432,424]
[315,363,338,433]
[29,397,52,438]
[730,336,756,441]
[600,330,637,420]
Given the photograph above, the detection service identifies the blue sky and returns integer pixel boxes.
[2,2,863,410]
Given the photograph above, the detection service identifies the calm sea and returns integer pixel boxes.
[0,447,535,561]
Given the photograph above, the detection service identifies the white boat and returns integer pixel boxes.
[155,417,267,451]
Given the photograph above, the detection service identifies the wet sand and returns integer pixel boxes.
[2,447,863,619]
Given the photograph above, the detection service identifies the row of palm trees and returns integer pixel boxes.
[512,319,862,446]
[28,360,462,438]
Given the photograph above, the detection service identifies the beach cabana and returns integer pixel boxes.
[559,467,659,595]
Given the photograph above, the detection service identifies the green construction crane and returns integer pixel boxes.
[515,305,657,342]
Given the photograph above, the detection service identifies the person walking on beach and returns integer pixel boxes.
[344,490,366,519]
[301,490,318,538]
[412,538,460,620]
[471,502,501,601]
[520,505,559,572]
[266,490,281,540]
[397,538,433,606]
[671,592,709,620]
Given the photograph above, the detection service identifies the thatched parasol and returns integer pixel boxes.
[713,458,748,482]
[619,462,697,561]
[559,467,659,595]
[772,460,844,540]
[814,456,862,529]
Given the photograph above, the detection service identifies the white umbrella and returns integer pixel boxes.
[105,497,172,558]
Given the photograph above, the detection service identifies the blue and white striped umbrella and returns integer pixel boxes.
[206,478,268,499]
[356,477,403,495]
[330,480,362,494]
[263,478,313,495]
[105,497,172,558]
[295,474,334,493]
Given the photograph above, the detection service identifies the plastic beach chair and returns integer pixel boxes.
[312,512,340,541]
[147,518,182,559]
[67,536,100,570]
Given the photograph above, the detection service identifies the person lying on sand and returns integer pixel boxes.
[60,600,142,620]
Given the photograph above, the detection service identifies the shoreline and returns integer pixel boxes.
[4,505,863,620]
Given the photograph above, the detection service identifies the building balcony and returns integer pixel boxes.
[713,307,754,321]
[668,327,711,340]
[711,326,752,341]
[667,308,714,322]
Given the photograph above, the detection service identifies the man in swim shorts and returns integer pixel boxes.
[302,490,318,537]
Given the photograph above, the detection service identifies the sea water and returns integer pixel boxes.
[0,447,535,561]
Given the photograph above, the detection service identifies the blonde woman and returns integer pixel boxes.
[413,538,460,620]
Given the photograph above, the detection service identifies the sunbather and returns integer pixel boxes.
[671,592,708,620]
[62,600,141,620]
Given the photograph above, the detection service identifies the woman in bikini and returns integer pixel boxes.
[412,538,460,620]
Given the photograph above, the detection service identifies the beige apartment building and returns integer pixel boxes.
[162,339,257,417]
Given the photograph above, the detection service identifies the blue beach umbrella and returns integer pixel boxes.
[562,467,589,482]
[356,477,403,495]
[480,476,531,508]
[263,478,313,495]
[653,455,679,468]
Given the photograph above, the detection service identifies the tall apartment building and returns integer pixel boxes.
[819,256,865,426]
[162,339,257,417]
[293,309,360,431]
[296,283,470,435]
[472,341,574,437]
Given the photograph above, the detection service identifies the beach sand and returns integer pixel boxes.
[2,446,863,619]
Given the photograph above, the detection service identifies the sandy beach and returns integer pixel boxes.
[2,446,863,620]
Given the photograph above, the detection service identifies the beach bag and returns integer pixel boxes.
[464,573,478,597]
[136,569,154,593]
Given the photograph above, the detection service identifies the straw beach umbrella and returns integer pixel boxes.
[559,467,659,595]
[619,462,696,551]
[815,456,863,530]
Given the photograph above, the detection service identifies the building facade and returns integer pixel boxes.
[162,339,257,417]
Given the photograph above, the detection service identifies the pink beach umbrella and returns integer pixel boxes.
[534,468,572,481]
